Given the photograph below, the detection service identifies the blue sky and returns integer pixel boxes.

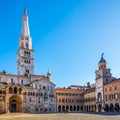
[0,0,120,87]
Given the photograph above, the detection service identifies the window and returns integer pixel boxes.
[19,88,22,94]
[105,88,107,92]
[59,99,61,103]
[115,86,117,90]
[39,85,41,90]
[14,87,17,94]
[43,86,46,90]
[97,92,102,101]
[109,94,113,100]
[106,79,108,82]
[105,95,107,101]
[44,93,48,99]
[11,78,13,83]
[50,86,53,91]
[109,87,112,91]
[26,69,29,73]
[21,80,23,84]
[35,84,37,89]
[9,87,13,94]
[29,98,31,102]
[26,42,29,48]
[21,42,24,48]
[114,93,118,99]
[62,99,64,103]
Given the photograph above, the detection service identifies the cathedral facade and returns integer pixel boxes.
[0,9,56,113]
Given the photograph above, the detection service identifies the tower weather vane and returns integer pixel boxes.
[101,53,104,58]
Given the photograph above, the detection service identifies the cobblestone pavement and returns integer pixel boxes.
[0,113,120,120]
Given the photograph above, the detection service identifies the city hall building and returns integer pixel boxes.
[0,9,56,113]
[56,54,120,112]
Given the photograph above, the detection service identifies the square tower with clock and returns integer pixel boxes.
[95,53,112,112]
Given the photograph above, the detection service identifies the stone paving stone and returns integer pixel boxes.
[0,113,120,120]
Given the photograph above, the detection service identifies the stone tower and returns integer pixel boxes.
[95,53,112,112]
[17,8,34,75]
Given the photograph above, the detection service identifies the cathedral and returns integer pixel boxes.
[0,9,56,113]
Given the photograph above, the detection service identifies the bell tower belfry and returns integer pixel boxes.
[95,53,112,112]
[17,8,34,75]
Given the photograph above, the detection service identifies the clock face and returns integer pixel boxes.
[96,79,103,88]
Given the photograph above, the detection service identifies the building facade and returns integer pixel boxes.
[56,54,120,112]
[0,9,56,113]
[56,87,84,112]
[0,9,120,114]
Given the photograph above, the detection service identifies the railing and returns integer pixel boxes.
[96,98,102,103]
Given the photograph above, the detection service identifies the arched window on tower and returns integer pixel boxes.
[26,42,29,49]
[21,42,24,48]
[26,69,29,74]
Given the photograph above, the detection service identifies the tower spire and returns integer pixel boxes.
[21,8,30,37]
[98,53,106,69]
[24,7,27,16]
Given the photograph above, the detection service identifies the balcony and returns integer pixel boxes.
[96,98,102,103]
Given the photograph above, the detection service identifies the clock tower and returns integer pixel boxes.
[95,53,112,112]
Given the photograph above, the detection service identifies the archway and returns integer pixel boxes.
[94,105,96,112]
[62,106,65,112]
[91,105,93,112]
[81,106,83,111]
[115,103,119,112]
[77,106,79,112]
[9,95,22,112]
[98,104,102,112]
[110,103,114,112]
[70,106,72,111]
[105,104,109,112]
[97,92,102,102]
[58,105,61,112]
[87,106,88,112]
[74,106,76,111]
[66,106,69,112]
